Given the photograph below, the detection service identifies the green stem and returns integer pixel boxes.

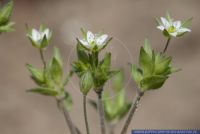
[83,95,90,134]
[39,49,46,70]
[162,38,171,54]
[57,99,78,134]
[120,91,144,134]
[97,91,106,134]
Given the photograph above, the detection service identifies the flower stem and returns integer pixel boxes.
[83,95,90,134]
[108,123,115,134]
[39,49,46,70]
[120,91,144,134]
[57,99,78,134]
[162,38,171,54]
[97,91,106,134]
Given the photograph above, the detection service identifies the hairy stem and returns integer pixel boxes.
[83,95,90,134]
[162,38,171,54]
[120,91,144,134]
[39,49,46,70]
[57,99,78,134]
[97,91,106,134]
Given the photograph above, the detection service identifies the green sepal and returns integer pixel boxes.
[80,27,87,39]
[131,64,143,88]
[154,54,172,75]
[181,17,193,28]
[53,47,63,67]
[100,52,111,71]
[77,41,89,64]
[27,87,58,96]
[40,35,48,48]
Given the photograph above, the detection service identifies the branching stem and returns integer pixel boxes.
[57,99,78,134]
[120,91,144,134]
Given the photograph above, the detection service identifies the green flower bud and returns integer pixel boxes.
[79,71,93,95]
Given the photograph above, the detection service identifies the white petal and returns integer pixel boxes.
[95,34,108,46]
[173,21,181,29]
[79,39,90,48]
[178,28,191,33]
[157,25,165,31]
[170,32,178,37]
[43,29,50,38]
[161,17,171,29]
[87,31,94,43]
[32,29,41,42]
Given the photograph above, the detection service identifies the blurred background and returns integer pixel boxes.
[0,0,200,134]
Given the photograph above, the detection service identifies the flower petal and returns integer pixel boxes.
[178,28,191,33]
[79,39,90,47]
[43,29,50,38]
[161,17,171,29]
[32,29,41,42]
[95,34,108,46]
[157,25,165,31]
[87,31,94,43]
[170,32,178,37]
[173,21,181,29]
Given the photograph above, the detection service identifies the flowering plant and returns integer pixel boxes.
[21,5,191,134]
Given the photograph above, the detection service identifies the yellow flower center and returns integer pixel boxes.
[168,26,176,33]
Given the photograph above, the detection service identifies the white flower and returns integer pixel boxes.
[31,28,50,43]
[157,17,191,37]
[79,31,108,50]
[27,26,52,48]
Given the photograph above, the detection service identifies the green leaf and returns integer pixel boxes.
[182,17,193,28]
[139,46,154,76]
[107,70,120,80]
[0,1,13,25]
[49,57,63,84]
[26,64,44,85]
[27,87,57,96]
[71,61,88,77]
[112,71,123,91]
[100,52,111,71]
[140,75,168,91]
[77,42,89,64]
[63,71,74,86]
[0,21,14,33]
[131,64,143,87]
[79,71,93,95]
[63,92,73,111]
